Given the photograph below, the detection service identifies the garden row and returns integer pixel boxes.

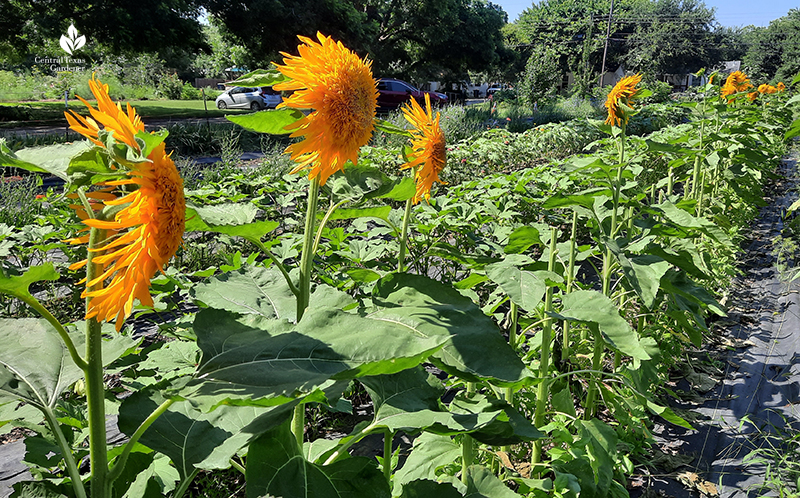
[0,67,798,498]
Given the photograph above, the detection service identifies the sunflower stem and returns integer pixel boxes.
[297,177,320,321]
[383,428,394,485]
[587,125,625,419]
[398,197,414,272]
[85,227,109,498]
[42,406,87,498]
[461,382,476,484]
[562,210,578,362]
[20,294,86,370]
[532,227,557,470]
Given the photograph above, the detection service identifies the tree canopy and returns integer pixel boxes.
[0,0,209,62]
[742,9,800,82]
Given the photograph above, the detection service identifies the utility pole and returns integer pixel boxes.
[599,0,615,87]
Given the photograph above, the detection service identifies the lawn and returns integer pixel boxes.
[0,98,251,126]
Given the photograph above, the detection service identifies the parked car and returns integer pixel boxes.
[376,78,448,109]
[486,86,503,98]
[215,86,282,110]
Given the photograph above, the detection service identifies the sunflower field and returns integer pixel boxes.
[1,33,800,498]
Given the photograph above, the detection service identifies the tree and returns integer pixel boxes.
[0,0,209,63]
[204,0,510,83]
[519,45,562,105]
[743,9,800,82]
[512,0,725,88]
[620,0,717,76]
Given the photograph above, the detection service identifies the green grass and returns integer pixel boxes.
[0,99,251,127]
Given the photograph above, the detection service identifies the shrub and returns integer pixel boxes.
[180,82,202,100]
[157,72,183,100]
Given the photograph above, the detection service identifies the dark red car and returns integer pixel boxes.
[377,78,449,110]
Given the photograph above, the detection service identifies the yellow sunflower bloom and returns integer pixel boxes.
[604,74,642,127]
[274,32,378,186]
[758,83,778,94]
[721,71,753,102]
[401,94,447,204]
[69,143,185,330]
[747,91,758,102]
[65,74,145,150]
[777,82,786,92]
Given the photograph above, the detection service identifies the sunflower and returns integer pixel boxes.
[758,83,778,94]
[400,94,447,204]
[69,143,185,330]
[721,71,753,101]
[604,74,642,127]
[747,91,758,102]
[777,82,786,92]
[274,32,378,186]
[65,74,145,150]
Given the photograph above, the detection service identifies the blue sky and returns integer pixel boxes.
[496,0,797,27]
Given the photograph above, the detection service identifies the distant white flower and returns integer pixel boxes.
[60,24,86,55]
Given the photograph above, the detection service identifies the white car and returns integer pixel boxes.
[215,86,282,110]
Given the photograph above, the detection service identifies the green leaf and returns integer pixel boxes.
[327,163,404,202]
[0,263,59,301]
[180,306,449,408]
[485,263,548,312]
[328,206,392,223]
[360,369,541,442]
[121,453,179,498]
[374,118,412,137]
[1,140,90,181]
[785,118,800,141]
[118,389,295,479]
[135,130,169,157]
[185,203,278,244]
[191,266,297,321]
[608,243,669,309]
[226,109,304,135]
[10,481,69,498]
[464,465,519,498]
[554,290,649,360]
[504,226,541,254]
[0,319,133,409]
[229,69,288,87]
[246,419,390,498]
[400,480,462,498]
[393,433,461,496]
[66,147,116,186]
[373,273,532,385]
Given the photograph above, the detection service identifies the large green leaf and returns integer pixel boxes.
[503,226,541,254]
[226,109,304,135]
[246,419,390,498]
[0,319,134,409]
[400,480,462,498]
[180,306,449,408]
[650,201,730,245]
[463,465,519,498]
[373,273,532,385]
[184,203,278,244]
[554,291,649,360]
[607,241,669,309]
[191,267,355,323]
[392,433,461,496]
[0,263,59,301]
[0,140,90,181]
[326,163,412,202]
[191,266,296,321]
[485,263,548,312]
[360,369,541,442]
[118,389,296,479]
